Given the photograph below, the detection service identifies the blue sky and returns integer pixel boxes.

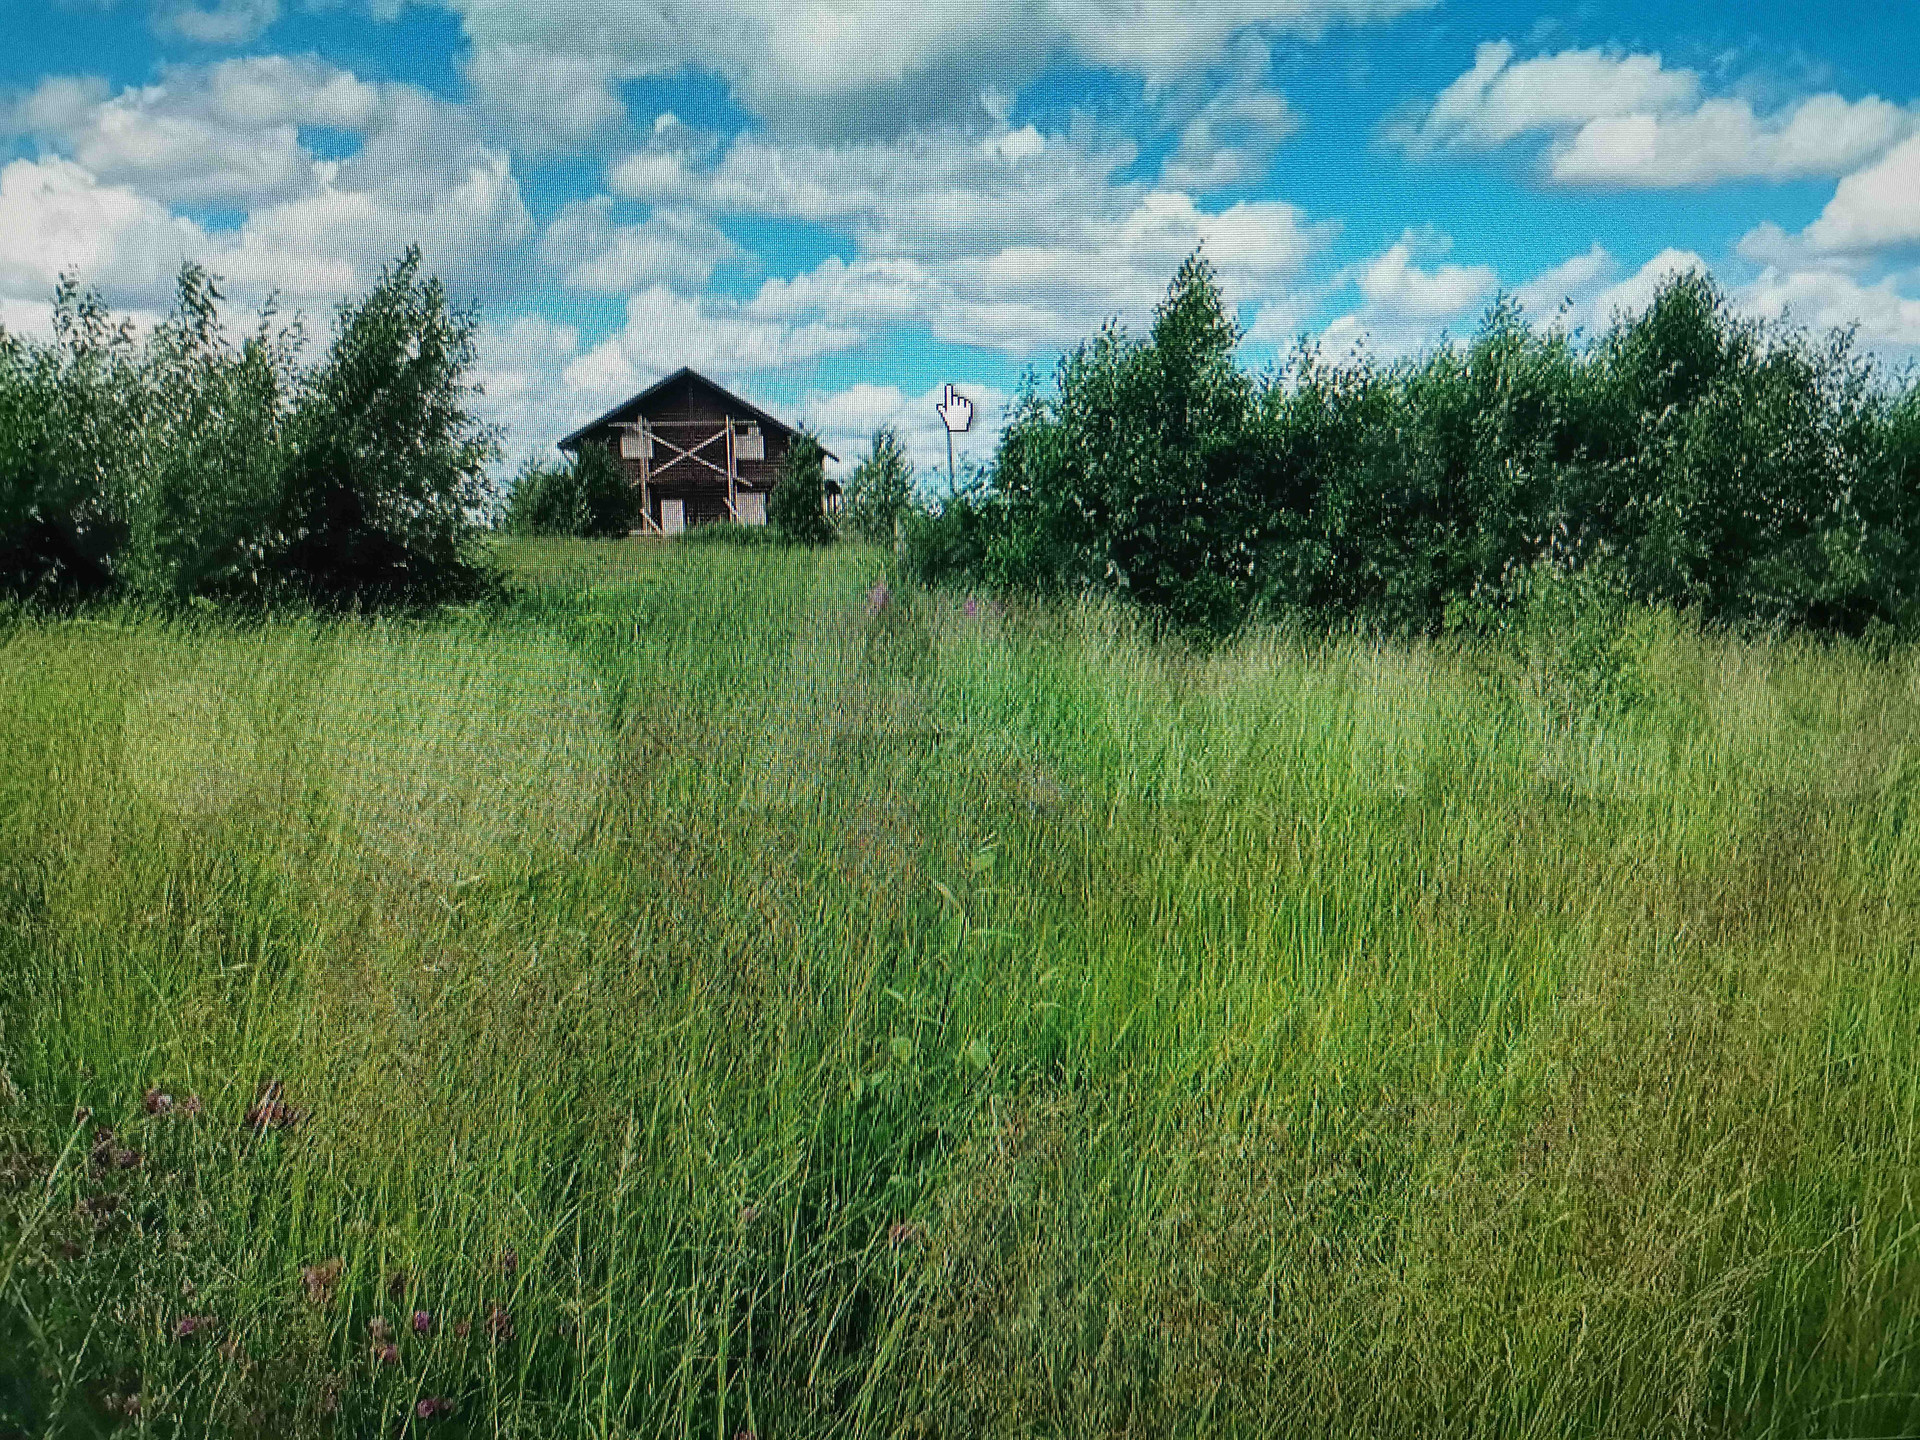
[4,0,1916,476]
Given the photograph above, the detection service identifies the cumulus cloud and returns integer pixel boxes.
[5,58,382,208]
[153,0,279,44]
[538,196,744,292]
[1505,242,1720,341]
[0,61,538,319]
[470,312,589,469]
[1354,227,1497,319]
[560,287,863,403]
[1393,40,1916,188]
[0,156,208,306]
[800,378,1014,481]
[1316,228,1496,357]
[1741,264,1920,349]
[439,0,1432,139]
[1513,241,1616,320]
[611,121,1333,352]
[462,45,627,156]
[1158,36,1300,192]
[1800,135,1920,255]
[609,121,1146,258]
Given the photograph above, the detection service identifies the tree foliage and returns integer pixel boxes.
[769,430,833,545]
[501,442,633,538]
[0,247,501,609]
[909,251,1920,639]
[841,425,915,544]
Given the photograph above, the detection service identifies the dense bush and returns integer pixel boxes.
[501,442,633,538]
[0,248,501,609]
[909,253,1920,639]
[768,430,834,545]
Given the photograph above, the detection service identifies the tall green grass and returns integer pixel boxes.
[2,538,1917,1437]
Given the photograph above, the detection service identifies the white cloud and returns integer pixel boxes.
[1395,40,1916,188]
[462,45,627,157]
[444,0,1434,138]
[470,312,589,469]
[1242,290,1319,347]
[1549,92,1914,187]
[213,148,536,304]
[746,255,938,325]
[609,122,1145,259]
[1513,241,1616,320]
[1395,41,1697,154]
[1158,35,1299,192]
[154,0,279,44]
[0,296,56,342]
[1510,242,1920,358]
[0,61,540,323]
[1741,264,1920,349]
[6,59,381,207]
[1801,134,1920,255]
[0,157,207,306]
[800,378,1014,482]
[612,123,1333,353]
[561,287,864,400]
[1318,227,1496,357]
[1510,243,1736,343]
[538,196,743,292]
[1352,227,1497,321]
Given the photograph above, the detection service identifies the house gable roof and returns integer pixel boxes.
[556,366,838,460]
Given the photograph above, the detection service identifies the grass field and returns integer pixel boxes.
[2,537,1918,1438]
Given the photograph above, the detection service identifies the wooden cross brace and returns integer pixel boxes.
[648,425,730,481]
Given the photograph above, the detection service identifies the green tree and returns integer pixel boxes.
[275,247,501,605]
[0,278,140,600]
[501,443,634,538]
[768,430,833,545]
[842,424,915,543]
[119,264,303,601]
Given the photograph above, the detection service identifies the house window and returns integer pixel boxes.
[734,422,764,461]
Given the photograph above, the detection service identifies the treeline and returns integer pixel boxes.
[907,255,1920,638]
[0,248,500,609]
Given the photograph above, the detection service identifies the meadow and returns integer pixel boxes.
[1,536,1918,1438]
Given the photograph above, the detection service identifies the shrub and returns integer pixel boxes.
[0,247,504,611]
[501,443,633,538]
[275,247,502,606]
[768,430,834,546]
[118,265,302,602]
[931,251,1920,640]
[0,279,141,601]
[976,253,1261,637]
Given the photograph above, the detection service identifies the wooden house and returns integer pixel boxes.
[557,367,839,536]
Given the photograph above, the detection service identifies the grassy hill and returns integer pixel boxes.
[2,538,1917,1437]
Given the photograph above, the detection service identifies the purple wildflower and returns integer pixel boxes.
[485,1302,514,1343]
[866,580,890,616]
[412,1310,432,1336]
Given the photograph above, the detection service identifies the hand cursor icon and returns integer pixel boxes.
[937,384,973,433]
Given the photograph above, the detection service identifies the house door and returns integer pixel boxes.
[660,498,685,536]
